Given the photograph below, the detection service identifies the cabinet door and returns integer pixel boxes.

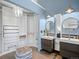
[27,15,39,47]
[0,9,2,53]
[55,39,60,51]
[41,39,53,52]
[19,13,27,35]
[16,13,28,47]
[0,35,2,53]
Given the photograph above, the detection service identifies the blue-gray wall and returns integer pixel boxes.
[40,19,46,36]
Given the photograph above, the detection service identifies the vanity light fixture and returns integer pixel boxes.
[47,15,51,18]
[66,8,74,14]
[65,0,74,13]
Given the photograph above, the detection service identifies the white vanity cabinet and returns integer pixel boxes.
[54,39,60,51]
[0,7,2,53]
[54,14,62,51]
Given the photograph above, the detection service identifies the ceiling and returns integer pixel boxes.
[1,1,33,14]
[37,0,79,16]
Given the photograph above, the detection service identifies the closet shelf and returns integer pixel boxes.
[4,32,19,34]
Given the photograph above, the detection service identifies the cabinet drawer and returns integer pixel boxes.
[60,49,79,57]
[5,42,17,47]
[60,42,79,56]
[4,39,17,43]
[60,42,79,52]
[4,44,17,51]
[4,40,17,45]
[4,46,16,51]
[4,42,17,51]
[4,34,18,38]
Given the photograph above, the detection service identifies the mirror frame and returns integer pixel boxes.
[45,20,55,33]
[63,17,78,29]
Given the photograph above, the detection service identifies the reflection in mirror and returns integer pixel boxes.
[63,17,78,29]
[62,17,79,39]
[45,18,55,36]
[46,21,54,32]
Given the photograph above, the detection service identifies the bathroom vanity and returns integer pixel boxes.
[41,36,55,52]
[60,38,79,58]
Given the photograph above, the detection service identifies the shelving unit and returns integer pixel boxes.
[0,4,39,54]
[0,6,19,53]
[3,25,19,52]
[0,7,2,53]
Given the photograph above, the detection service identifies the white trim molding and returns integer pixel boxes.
[31,0,46,10]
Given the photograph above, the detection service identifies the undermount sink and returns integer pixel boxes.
[41,36,54,40]
[60,38,79,45]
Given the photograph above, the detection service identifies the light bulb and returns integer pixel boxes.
[47,15,51,18]
[66,8,74,13]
